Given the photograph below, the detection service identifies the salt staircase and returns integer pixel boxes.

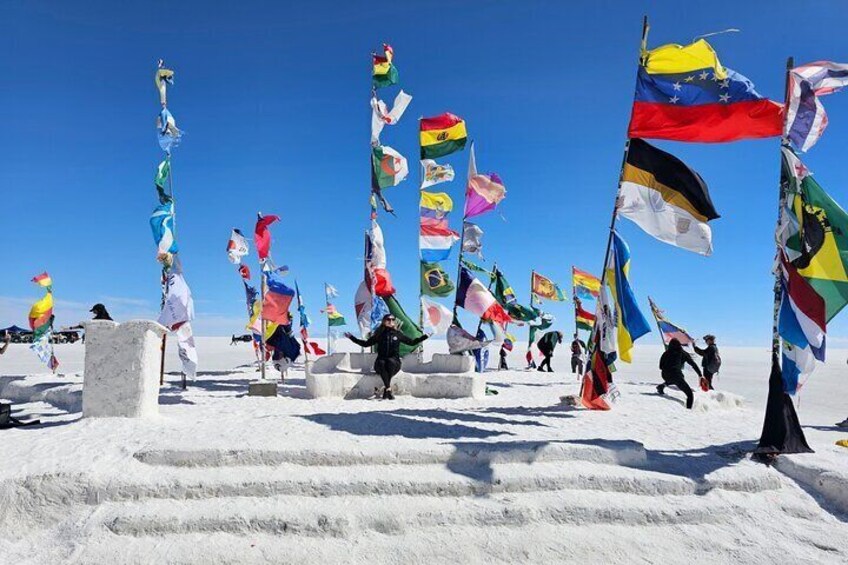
[5,440,845,563]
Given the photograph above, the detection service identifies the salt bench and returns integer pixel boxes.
[306,352,484,400]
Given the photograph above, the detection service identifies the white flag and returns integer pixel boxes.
[370,90,413,144]
[226,229,249,264]
[421,297,452,336]
[175,322,198,379]
[420,159,455,189]
[159,272,195,330]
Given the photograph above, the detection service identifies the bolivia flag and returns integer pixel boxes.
[628,39,783,143]
[32,272,53,288]
[420,113,468,159]
[29,292,54,331]
[575,302,596,331]
[372,44,398,89]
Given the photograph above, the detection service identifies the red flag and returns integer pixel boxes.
[254,214,280,261]
[238,264,251,280]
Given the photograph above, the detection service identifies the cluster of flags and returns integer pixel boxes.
[28,273,58,372]
[151,61,196,380]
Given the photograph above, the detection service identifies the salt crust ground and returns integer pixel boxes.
[1,338,847,564]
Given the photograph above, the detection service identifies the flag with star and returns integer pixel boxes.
[628,39,783,143]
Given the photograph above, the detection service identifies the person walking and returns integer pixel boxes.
[498,343,509,370]
[570,333,586,375]
[657,338,702,409]
[693,334,721,390]
[344,314,429,399]
[537,330,563,373]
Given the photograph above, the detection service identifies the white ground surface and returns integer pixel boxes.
[1,338,847,564]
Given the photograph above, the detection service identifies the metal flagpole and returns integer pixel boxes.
[770,57,795,357]
[258,213,267,381]
[324,283,332,354]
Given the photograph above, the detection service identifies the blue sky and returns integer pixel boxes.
[3,0,848,346]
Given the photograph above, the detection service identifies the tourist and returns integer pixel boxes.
[657,338,702,409]
[570,333,586,375]
[344,314,429,400]
[498,343,509,370]
[693,334,721,390]
[537,330,563,373]
[0,332,9,355]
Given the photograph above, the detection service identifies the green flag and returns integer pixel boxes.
[528,307,554,346]
[493,268,536,322]
[383,294,425,357]
[420,261,455,297]
[782,147,848,321]
[154,157,172,204]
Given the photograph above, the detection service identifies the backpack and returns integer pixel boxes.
[707,349,722,374]
[0,403,41,429]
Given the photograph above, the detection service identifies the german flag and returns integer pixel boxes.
[618,138,719,256]
[420,113,467,159]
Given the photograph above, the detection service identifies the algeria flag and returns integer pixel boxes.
[372,145,409,189]
[421,296,452,336]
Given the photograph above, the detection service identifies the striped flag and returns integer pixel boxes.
[786,61,848,153]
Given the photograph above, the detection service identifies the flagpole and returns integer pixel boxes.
[325,283,331,354]
[648,297,669,351]
[597,16,649,293]
[770,57,795,357]
[572,266,578,337]
[528,269,535,354]
[452,141,473,322]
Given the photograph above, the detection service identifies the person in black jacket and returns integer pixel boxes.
[657,338,702,409]
[693,334,721,390]
[536,331,563,372]
[344,314,428,399]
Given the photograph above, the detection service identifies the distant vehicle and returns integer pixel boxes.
[231,334,253,345]
[53,330,82,344]
[1,325,32,343]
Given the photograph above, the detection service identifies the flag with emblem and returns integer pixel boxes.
[372,44,398,89]
[628,39,783,142]
[420,261,454,297]
[618,138,719,255]
[531,271,568,302]
[372,145,409,189]
[420,113,468,159]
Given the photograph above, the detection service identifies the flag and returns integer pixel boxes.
[150,202,178,258]
[780,147,848,321]
[239,264,251,280]
[227,229,249,264]
[370,296,390,332]
[371,90,413,143]
[243,280,258,321]
[420,159,455,189]
[371,145,409,189]
[154,157,171,203]
[628,39,783,142]
[156,107,183,153]
[421,297,452,336]
[606,232,652,363]
[755,354,813,456]
[324,284,346,326]
[354,280,372,336]
[369,219,395,297]
[447,324,491,354]
[647,297,693,346]
[456,267,511,327]
[254,214,280,262]
[461,258,491,276]
[419,191,454,229]
[29,291,53,336]
[493,268,536,322]
[572,267,601,300]
[780,340,816,396]
[464,143,506,219]
[155,64,174,106]
[420,113,467,159]
[462,222,484,257]
[531,271,568,302]
[419,223,459,262]
[158,271,195,330]
[383,294,425,357]
[372,44,398,88]
[581,286,618,410]
[262,270,295,325]
[575,298,596,331]
[618,138,719,255]
[175,322,198,379]
[786,61,848,152]
[420,261,455,297]
[32,272,52,288]
[528,308,554,346]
